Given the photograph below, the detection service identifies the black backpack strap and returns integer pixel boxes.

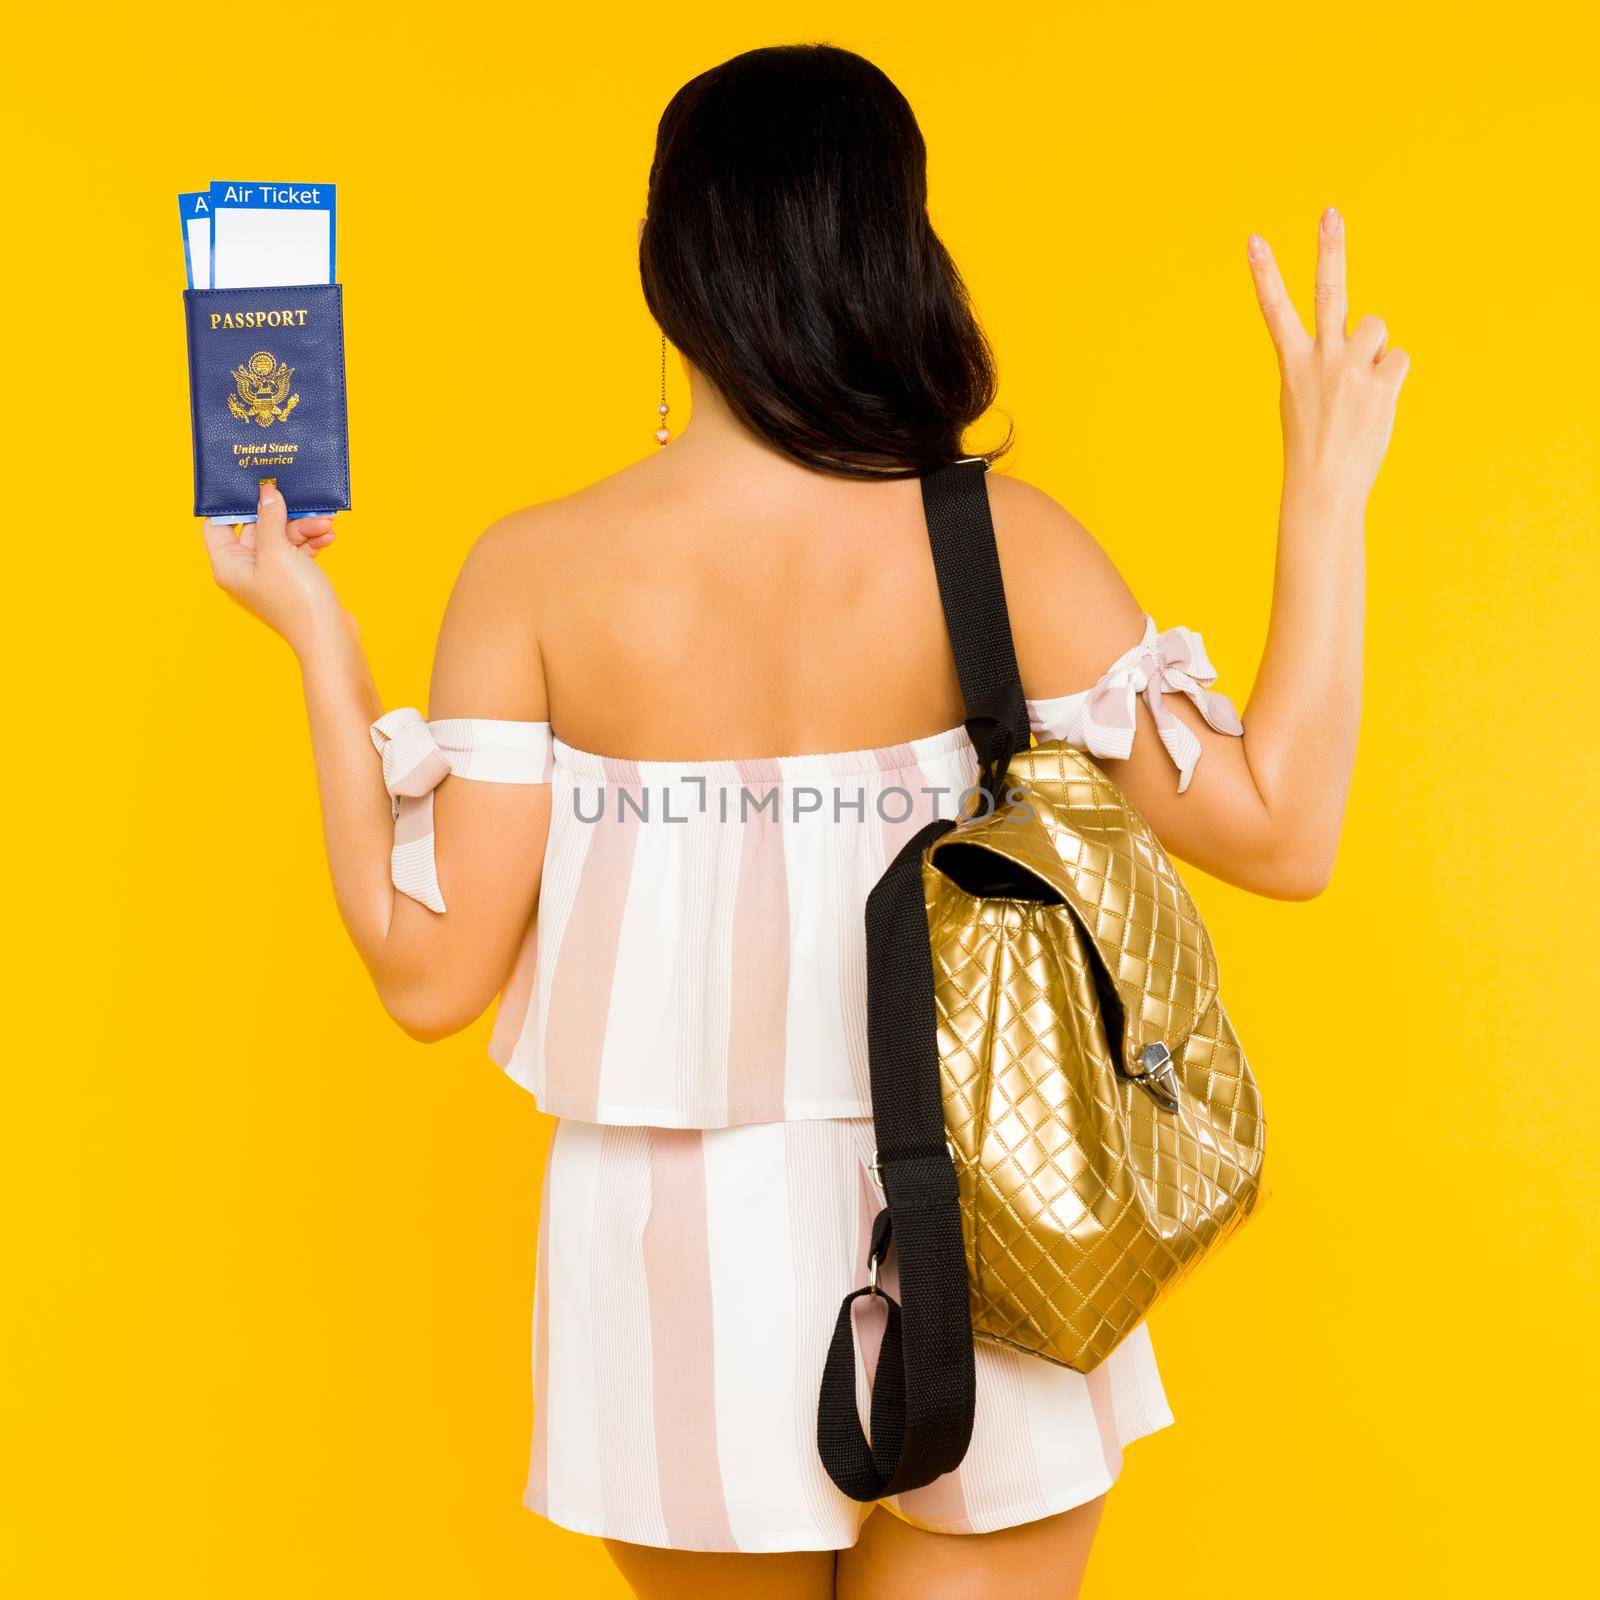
[920,457,1031,787]
[816,812,970,1499]
[815,457,1025,1501]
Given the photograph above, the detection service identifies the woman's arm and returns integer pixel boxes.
[1001,209,1409,899]
[202,486,550,1038]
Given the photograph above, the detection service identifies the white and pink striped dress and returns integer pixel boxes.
[371,614,1244,1552]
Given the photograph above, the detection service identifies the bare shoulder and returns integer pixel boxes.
[985,471,1113,584]
[425,487,604,722]
[985,470,1147,696]
[434,498,563,650]
[451,460,656,608]
[428,457,658,719]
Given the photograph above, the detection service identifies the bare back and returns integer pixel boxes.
[435,435,1147,764]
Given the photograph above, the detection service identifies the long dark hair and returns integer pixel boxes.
[639,43,1010,478]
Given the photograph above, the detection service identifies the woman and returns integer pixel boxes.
[201,42,1405,1600]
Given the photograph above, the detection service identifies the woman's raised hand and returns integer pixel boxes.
[1248,209,1409,505]
[201,481,346,654]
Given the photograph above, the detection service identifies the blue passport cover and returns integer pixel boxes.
[184,283,351,517]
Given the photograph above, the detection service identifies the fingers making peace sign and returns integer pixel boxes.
[1247,209,1409,504]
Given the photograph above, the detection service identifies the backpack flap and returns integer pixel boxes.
[929,741,1219,1074]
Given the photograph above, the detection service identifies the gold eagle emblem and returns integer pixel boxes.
[228,350,300,427]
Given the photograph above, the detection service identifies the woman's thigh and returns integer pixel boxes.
[603,1541,835,1600]
[834,1496,1106,1600]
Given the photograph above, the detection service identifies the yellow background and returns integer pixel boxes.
[4,2,1596,1594]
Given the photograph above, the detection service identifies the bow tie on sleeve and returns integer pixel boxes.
[370,708,454,912]
[367,710,554,913]
[1077,619,1245,792]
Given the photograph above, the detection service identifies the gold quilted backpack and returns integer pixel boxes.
[818,458,1266,1501]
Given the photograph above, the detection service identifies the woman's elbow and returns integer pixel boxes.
[1263,861,1334,901]
[1243,839,1337,901]
[375,977,487,1044]
[390,1007,467,1045]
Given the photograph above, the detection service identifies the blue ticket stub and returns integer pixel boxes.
[178,192,212,291]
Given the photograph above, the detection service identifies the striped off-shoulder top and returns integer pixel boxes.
[369,615,1243,1129]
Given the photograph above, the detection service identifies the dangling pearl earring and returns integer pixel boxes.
[654,332,671,447]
